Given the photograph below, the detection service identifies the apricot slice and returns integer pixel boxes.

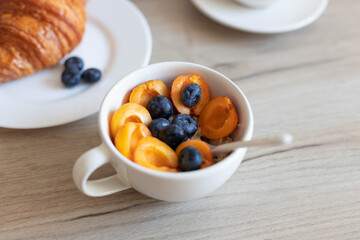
[134,137,178,172]
[199,96,239,140]
[170,74,210,115]
[115,123,151,160]
[110,103,152,139]
[129,79,170,107]
[176,140,213,169]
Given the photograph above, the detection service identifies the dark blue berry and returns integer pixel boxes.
[159,124,188,150]
[65,56,84,72]
[146,95,174,119]
[82,68,102,83]
[61,69,81,87]
[148,118,170,138]
[181,83,202,107]
[172,114,198,138]
[178,146,202,171]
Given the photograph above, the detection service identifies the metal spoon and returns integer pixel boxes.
[209,133,293,154]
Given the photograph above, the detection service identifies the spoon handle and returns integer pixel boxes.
[211,133,293,154]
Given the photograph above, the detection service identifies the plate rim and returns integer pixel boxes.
[191,0,328,34]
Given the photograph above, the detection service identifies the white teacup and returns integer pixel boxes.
[234,0,281,8]
[73,62,253,202]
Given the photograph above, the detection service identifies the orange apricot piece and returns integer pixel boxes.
[129,79,170,107]
[110,103,152,139]
[199,96,239,140]
[176,140,213,169]
[170,74,210,115]
[134,137,178,172]
[115,123,151,160]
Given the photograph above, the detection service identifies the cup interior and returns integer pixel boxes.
[99,62,253,174]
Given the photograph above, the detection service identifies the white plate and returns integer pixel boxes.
[191,0,328,34]
[0,0,152,129]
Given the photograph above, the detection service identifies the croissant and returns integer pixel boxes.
[0,0,86,83]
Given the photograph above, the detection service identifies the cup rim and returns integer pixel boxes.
[99,61,254,179]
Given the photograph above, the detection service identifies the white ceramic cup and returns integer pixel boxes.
[73,62,254,202]
[234,0,281,8]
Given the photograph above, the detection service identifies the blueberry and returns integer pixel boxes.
[65,56,84,72]
[178,146,202,171]
[148,118,170,138]
[82,68,102,83]
[146,96,174,119]
[181,83,202,107]
[61,69,81,87]
[159,124,188,150]
[172,114,198,138]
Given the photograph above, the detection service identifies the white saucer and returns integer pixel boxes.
[191,0,328,33]
[0,0,152,129]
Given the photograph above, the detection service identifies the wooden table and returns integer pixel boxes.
[1,0,359,239]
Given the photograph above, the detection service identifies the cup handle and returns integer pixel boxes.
[73,143,130,197]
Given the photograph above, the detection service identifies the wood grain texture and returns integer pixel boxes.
[1,0,360,239]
